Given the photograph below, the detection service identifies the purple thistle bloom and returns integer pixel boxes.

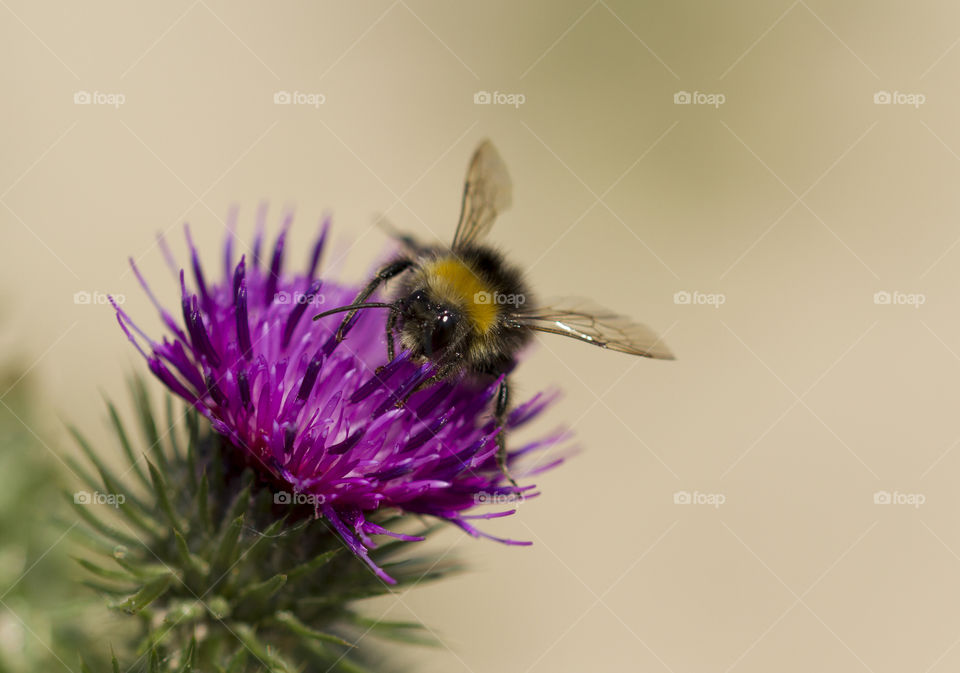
[113,212,568,582]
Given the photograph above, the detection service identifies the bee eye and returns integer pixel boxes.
[404,290,430,317]
[430,311,458,352]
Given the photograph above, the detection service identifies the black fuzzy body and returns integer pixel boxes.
[392,243,533,381]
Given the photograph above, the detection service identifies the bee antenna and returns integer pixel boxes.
[312,302,399,321]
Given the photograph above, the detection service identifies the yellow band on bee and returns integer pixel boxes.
[425,257,498,333]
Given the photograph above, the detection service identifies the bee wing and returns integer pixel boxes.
[511,298,675,360]
[451,140,513,252]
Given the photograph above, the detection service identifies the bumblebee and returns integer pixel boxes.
[314,140,673,481]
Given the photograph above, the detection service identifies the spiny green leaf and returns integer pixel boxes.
[67,425,124,495]
[67,519,122,555]
[174,529,209,578]
[165,394,183,462]
[147,460,184,535]
[234,515,290,569]
[297,582,394,607]
[149,646,161,673]
[75,556,136,583]
[196,472,212,536]
[328,653,379,673]
[68,495,141,547]
[112,555,177,582]
[234,573,287,613]
[357,617,439,647]
[285,548,340,582]
[185,408,199,491]
[68,427,158,536]
[130,376,164,471]
[354,617,424,630]
[82,579,141,596]
[64,455,109,500]
[176,636,196,673]
[111,573,174,615]
[209,515,244,579]
[108,398,150,488]
[231,623,294,672]
[273,611,353,648]
[224,470,255,524]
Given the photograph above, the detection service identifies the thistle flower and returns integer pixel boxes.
[113,210,567,583]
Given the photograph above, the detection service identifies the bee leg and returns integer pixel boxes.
[336,258,414,342]
[376,309,400,375]
[386,308,398,362]
[494,377,518,488]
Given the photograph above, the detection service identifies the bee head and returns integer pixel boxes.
[400,289,462,357]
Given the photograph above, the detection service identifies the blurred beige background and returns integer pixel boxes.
[5,1,960,671]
